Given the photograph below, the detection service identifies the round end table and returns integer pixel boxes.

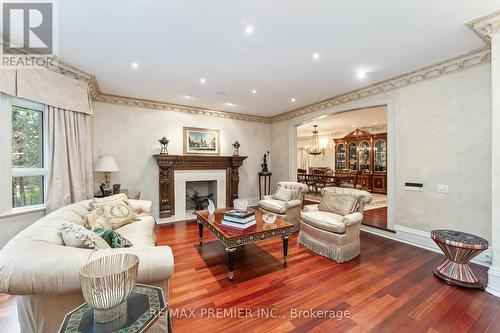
[431,230,488,289]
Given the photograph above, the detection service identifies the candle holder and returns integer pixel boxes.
[159,136,169,155]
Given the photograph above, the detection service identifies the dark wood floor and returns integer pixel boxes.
[1,222,499,333]
[363,207,390,231]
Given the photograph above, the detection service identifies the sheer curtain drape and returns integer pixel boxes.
[46,106,93,212]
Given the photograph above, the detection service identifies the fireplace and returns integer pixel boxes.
[154,155,247,219]
[185,180,217,211]
[173,169,226,220]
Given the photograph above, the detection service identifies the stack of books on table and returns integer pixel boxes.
[221,210,256,230]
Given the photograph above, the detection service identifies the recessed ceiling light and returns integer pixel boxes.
[291,98,296,103]
[199,78,206,84]
[251,89,257,94]
[224,102,238,107]
[131,62,139,69]
[312,53,320,60]
[356,70,366,79]
[352,124,357,128]
[183,95,194,100]
[245,25,254,35]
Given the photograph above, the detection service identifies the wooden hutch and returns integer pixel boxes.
[334,129,387,194]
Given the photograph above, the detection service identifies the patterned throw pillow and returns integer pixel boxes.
[59,223,111,250]
[86,194,137,230]
[86,227,133,248]
[318,192,358,216]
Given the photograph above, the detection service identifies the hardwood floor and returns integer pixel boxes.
[1,222,499,332]
[363,207,390,231]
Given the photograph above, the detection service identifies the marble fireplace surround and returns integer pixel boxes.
[154,155,247,221]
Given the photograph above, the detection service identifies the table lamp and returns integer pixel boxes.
[95,155,120,194]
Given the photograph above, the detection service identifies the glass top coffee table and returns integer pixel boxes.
[58,284,167,333]
[196,208,294,281]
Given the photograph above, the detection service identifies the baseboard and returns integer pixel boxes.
[486,267,500,298]
[360,224,492,267]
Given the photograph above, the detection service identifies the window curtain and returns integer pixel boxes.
[46,106,93,212]
[298,148,309,171]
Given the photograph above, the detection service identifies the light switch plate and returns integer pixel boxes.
[437,184,449,194]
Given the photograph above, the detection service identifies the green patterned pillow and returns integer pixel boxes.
[86,227,133,248]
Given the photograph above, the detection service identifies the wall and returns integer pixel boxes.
[272,64,492,241]
[92,102,272,216]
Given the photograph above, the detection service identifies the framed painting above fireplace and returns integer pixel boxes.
[183,127,220,155]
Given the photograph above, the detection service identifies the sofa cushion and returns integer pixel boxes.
[58,223,111,249]
[89,193,128,210]
[318,192,357,215]
[86,199,137,230]
[259,199,287,214]
[275,188,297,201]
[301,211,346,234]
[116,216,156,247]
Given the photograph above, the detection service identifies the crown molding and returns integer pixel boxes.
[269,46,491,123]
[93,93,271,123]
[468,10,500,43]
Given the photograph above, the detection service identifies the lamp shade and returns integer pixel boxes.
[95,155,120,172]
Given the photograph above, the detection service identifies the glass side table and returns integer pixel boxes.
[58,284,169,333]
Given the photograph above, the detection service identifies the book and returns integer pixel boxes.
[224,210,255,219]
[221,219,256,229]
[220,224,257,235]
[223,214,256,224]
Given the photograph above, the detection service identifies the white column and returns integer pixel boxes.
[487,16,500,297]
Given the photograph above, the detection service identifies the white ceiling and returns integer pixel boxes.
[297,106,387,137]
[53,0,498,117]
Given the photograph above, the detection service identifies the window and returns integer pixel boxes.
[0,94,47,213]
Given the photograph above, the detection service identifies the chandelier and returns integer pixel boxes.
[304,125,325,156]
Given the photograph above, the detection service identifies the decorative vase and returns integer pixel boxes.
[80,253,139,323]
[159,136,169,155]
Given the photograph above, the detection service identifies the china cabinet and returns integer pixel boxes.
[333,129,387,194]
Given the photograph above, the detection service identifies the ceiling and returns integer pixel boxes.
[52,1,498,117]
[297,106,387,137]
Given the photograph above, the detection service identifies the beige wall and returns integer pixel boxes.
[272,64,492,241]
[92,102,272,216]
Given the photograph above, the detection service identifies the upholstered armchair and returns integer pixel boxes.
[258,181,308,232]
[299,187,372,263]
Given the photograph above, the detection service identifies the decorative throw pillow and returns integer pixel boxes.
[86,227,133,248]
[275,188,297,202]
[86,194,137,230]
[318,192,358,216]
[88,193,128,211]
[59,223,111,250]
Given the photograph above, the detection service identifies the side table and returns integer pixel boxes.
[58,283,169,333]
[431,229,488,289]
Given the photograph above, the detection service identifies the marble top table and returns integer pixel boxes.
[431,230,488,289]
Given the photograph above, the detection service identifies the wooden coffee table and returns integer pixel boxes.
[196,208,293,281]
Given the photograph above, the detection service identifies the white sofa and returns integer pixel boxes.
[0,199,174,333]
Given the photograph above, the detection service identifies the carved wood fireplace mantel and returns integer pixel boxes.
[154,155,247,218]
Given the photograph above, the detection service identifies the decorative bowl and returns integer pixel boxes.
[262,212,277,224]
[80,253,139,323]
[233,199,248,211]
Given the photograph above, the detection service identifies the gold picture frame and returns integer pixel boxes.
[183,127,220,155]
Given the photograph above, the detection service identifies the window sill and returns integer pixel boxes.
[0,205,46,218]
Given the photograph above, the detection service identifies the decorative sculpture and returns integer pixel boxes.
[261,151,270,174]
